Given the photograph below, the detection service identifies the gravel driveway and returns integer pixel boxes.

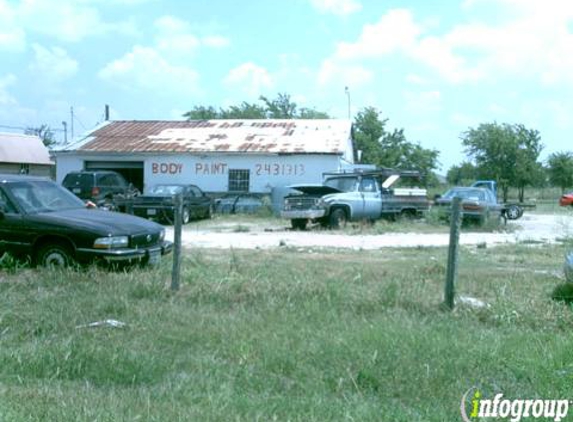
[165,213,573,250]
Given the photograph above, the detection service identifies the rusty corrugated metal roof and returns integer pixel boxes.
[0,133,53,165]
[62,119,351,155]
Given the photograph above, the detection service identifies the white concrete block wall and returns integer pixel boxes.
[55,153,346,193]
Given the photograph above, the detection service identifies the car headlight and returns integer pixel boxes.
[93,236,129,249]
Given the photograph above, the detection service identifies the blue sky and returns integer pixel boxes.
[0,0,571,171]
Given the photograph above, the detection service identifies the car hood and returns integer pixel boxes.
[287,184,342,195]
[31,208,163,235]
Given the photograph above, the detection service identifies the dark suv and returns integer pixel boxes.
[62,170,136,204]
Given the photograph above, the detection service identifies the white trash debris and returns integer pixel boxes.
[457,295,490,309]
[76,319,127,329]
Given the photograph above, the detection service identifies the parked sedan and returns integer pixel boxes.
[559,192,573,207]
[132,184,212,225]
[434,187,503,224]
[0,174,172,268]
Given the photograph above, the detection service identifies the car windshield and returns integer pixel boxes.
[150,185,184,195]
[443,189,485,201]
[324,177,357,192]
[7,181,86,214]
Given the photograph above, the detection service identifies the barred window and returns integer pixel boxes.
[228,169,250,192]
[19,164,30,175]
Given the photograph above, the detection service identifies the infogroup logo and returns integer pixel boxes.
[460,387,570,422]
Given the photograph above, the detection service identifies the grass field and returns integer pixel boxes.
[1,243,572,421]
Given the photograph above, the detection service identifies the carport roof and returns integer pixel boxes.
[58,119,352,155]
[0,132,53,165]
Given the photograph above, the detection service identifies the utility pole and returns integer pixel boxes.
[70,106,75,141]
[62,121,67,143]
[344,86,351,119]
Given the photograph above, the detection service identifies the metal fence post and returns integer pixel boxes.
[171,193,182,292]
[444,197,462,310]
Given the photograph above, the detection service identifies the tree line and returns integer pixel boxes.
[448,122,573,201]
[185,92,573,197]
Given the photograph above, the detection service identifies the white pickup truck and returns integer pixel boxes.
[281,169,430,229]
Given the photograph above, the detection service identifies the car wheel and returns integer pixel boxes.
[181,206,190,225]
[505,204,522,220]
[291,218,307,230]
[36,243,74,269]
[329,208,347,229]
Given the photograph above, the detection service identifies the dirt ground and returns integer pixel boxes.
[164,213,573,250]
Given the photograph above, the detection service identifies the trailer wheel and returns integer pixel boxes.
[329,208,347,229]
[505,204,522,220]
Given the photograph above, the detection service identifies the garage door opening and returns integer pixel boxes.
[84,161,144,192]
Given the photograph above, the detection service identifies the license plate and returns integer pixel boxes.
[147,250,160,266]
[147,209,157,216]
[73,188,81,194]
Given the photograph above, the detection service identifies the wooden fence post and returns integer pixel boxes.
[171,193,182,292]
[444,197,462,310]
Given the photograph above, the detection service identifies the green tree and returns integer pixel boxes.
[25,124,56,147]
[547,151,573,193]
[353,107,440,186]
[446,161,477,185]
[184,93,330,121]
[220,102,266,119]
[182,106,219,120]
[461,122,543,202]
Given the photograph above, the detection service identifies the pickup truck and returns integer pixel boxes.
[281,169,430,229]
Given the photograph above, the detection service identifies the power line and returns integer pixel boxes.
[0,123,65,132]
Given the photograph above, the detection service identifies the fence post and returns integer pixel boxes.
[171,193,182,292]
[444,197,462,310]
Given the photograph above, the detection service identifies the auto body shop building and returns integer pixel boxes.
[54,119,355,194]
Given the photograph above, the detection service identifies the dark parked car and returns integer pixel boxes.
[214,193,264,214]
[132,184,212,224]
[434,187,503,224]
[0,174,172,268]
[62,170,138,206]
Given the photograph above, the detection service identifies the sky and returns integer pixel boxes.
[1,0,572,172]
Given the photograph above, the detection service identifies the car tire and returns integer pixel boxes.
[329,208,347,229]
[291,218,308,230]
[182,206,190,225]
[505,204,522,220]
[36,243,74,269]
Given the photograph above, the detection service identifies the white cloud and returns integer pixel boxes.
[0,74,17,105]
[29,44,78,81]
[98,45,200,96]
[404,90,442,113]
[0,0,25,51]
[154,15,229,56]
[334,9,421,60]
[310,0,362,16]
[1,0,138,45]
[317,59,373,88]
[202,35,230,48]
[223,62,273,98]
[323,4,573,86]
